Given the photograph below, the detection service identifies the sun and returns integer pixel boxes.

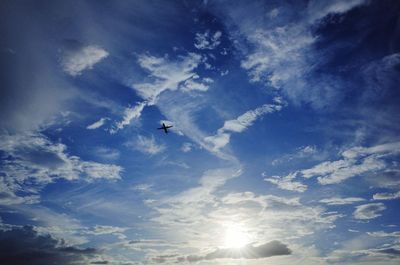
[223,224,250,249]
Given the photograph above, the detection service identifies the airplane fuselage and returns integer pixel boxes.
[157,123,172,134]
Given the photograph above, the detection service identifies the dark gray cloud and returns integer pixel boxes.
[0,226,98,265]
[187,240,291,262]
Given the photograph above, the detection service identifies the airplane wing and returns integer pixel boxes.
[165,125,173,128]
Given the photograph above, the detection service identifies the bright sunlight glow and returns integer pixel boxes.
[223,224,250,249]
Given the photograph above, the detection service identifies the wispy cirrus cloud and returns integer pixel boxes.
[303,142,400,185]
[143,164,343,262]
[205,103,282,152]
[133,52,204,103]
[125,135,165,155]
[268,142,400,187]
[85,225,128,240]
[271,145,319,165]
[194,30,222,50]
[353,203,386,220]
[373,191,400,201]
[222,0,367,108]
[86,117,109,130]
[180,142,193,153]
[319,197,365,205]
[111,52,209,133]
[93,146,120,161]
[307,0,367,22]
[367,231,400,238]
[263,172,308,192]
[0,132,123,205]
[61,45,108,76]
[110,101,146,133]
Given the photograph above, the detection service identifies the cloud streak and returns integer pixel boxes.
[87,118,109,130]
[319,197,365,205]
[205,103,282,152]
[187,240,291,261]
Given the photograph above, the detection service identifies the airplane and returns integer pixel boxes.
[157,123,173,134]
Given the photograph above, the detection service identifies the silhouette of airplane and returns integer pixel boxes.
[157,123,173,134]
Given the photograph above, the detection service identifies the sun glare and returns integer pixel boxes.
[223,224,250,249]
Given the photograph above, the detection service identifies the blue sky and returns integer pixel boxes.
[1,0,400,264]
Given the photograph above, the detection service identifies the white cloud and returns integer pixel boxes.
[180,77,213,92]
[126,135,165,155]
[354,203,386,220]
[298,142,400,185]
[319,197,365,205]
[150,167,242,230]
[362,53,400,103]
[85,225,127,240]
[111,52,206,133]
[111,101,146,133]
[77,161,122,181]
[265,142,400,203]
[327,233,400,263]
[0,132,123,205]
[154,91,229,159]
[373,191,400,201]
[204,132,230,152]
[220,69,229,76]
[219,191,344,242]
[86,117,108,130]
[133,53,202,103]
[221,1,363,109]
[238,24,341,109]
[342,141,400,159]
[14,205,88,246]
[272,145,318,165]
[143,163,343,260]
[264,172,308,192]
[132,184,153,192]
[316,157,385,185]
[223,104,282,133]
[307,0,367,22]
[194,30,222,50]
[367,169,400,189]
[205,103,282,152]
[0,191,40,206]
[93,146,120,161]
[61,45,108,76]
[181,142,193,153]
[367,231,400,238]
